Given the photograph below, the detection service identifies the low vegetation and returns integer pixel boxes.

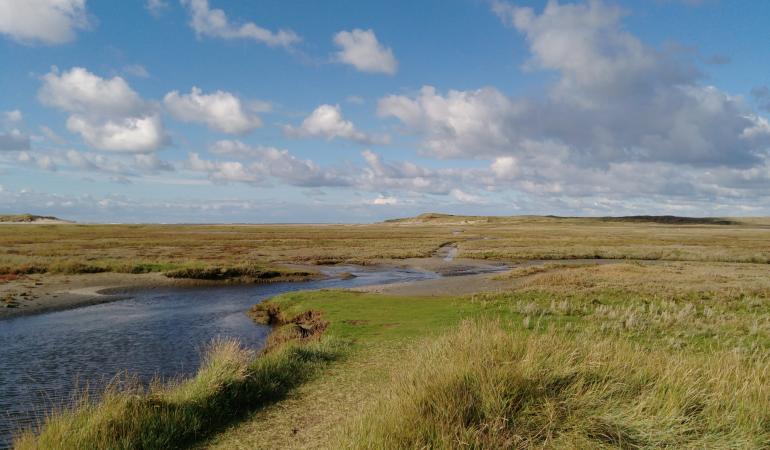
[2,216,769,279]
[10,215,770,448]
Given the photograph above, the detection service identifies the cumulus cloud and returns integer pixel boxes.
[39,67,145,116]
[0,0,89,45]
[65,113,166,152]
[285,104,388,145]
[38,67,169,152]
[333,29,398,75]
[378,86,522,158]
[187,152,264,184]
[182,0,300,48]
[379,0,770,173]
[164,87,262,134]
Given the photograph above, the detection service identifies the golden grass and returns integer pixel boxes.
[339,320,770,449]
[2,216,770,276]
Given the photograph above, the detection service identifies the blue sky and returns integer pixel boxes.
[1,0,770,223]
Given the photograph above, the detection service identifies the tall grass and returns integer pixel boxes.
[340,321,770,449]
[14,338,342,449]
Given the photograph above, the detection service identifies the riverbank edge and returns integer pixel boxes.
[0,268,326,320]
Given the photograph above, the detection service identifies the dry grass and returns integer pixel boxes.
[2,217,770,276]
[339,321,770,449]
[0,223,453,275]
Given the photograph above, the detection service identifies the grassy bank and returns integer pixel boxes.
[207,262,770,449]
[14,334,343,449]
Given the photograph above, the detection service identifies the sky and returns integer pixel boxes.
[1,0,770,223]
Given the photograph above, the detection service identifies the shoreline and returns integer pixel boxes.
[0,252,509,320]
[0,269,324,321]
[0,256,639,320]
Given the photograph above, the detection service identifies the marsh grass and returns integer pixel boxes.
[14,338,343,450]
[339,321,770,449]
[3,217,770,277]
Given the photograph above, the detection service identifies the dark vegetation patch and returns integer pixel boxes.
[163,266,314,282]
[598,215,738,225]
[249,302,330,350]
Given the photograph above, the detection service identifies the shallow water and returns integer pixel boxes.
[0,266,437,447]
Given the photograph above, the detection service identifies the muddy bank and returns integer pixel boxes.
[353,258,627,296]
[0,268,322,320]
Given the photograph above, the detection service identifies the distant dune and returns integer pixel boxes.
[386,212,739,226]
[0,214,73,224]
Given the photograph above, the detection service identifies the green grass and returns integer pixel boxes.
[257,290,483,343]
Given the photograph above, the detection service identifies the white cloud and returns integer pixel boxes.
[378,86,522,158]
[182,0,300,48]
[39,67,168,152]
[285,104,387,145]
[187,152,264,184]
[164,87,262,134]
[39,67,145,116]
[66,114,168,153]
[333,29,398,75]
[378,1,770,172]
[0,0,89,45]
[490,156,519,179]
[371,195,397,205]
